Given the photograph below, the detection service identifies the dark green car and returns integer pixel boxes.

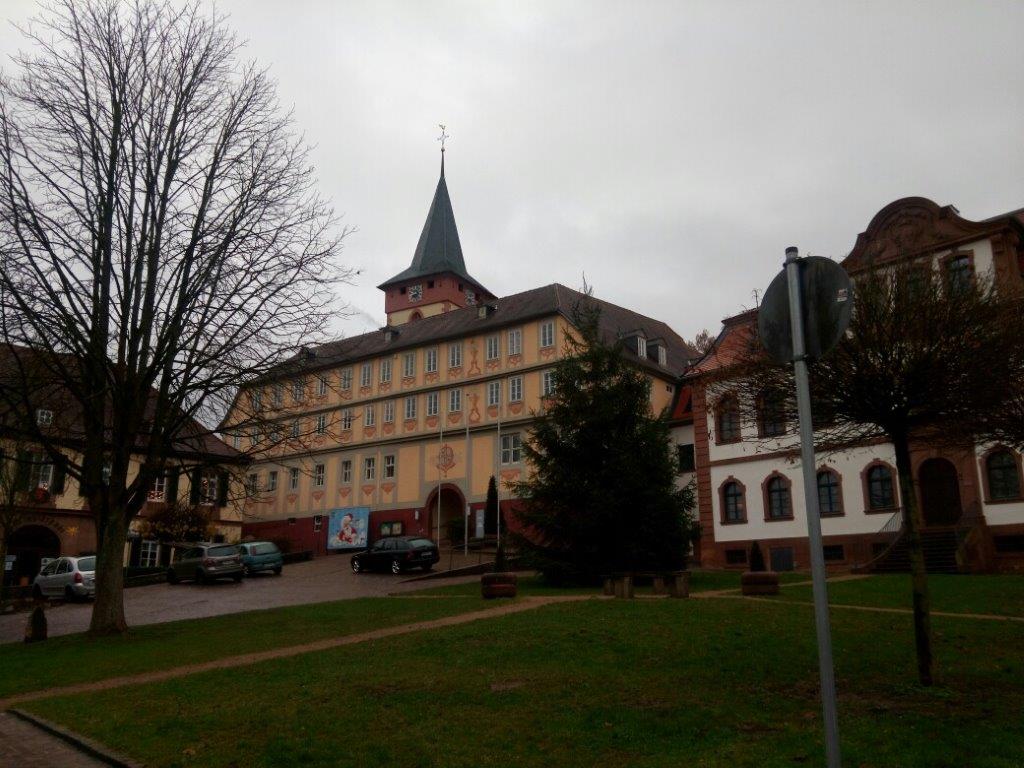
[238,541,284,576]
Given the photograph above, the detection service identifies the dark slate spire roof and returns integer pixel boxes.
[378,159,489,291]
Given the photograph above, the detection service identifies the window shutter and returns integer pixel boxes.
[166,471,179,504]
[189,468,201,505]
[217,471,229,507]
[15,451,31,491]
[51,457,66,495]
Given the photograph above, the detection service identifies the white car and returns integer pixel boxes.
[33,555,96,601]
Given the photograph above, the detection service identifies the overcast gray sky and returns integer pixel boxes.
[3,1,1022,342]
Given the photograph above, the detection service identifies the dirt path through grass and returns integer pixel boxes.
[0,595,591,710]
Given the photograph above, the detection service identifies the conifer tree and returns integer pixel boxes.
[509,300,695,583]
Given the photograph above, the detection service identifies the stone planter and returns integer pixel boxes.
[741,570,780,596]
[481,572,518,599]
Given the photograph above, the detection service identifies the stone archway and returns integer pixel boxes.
[7,524,61,585]
[919,458,962,527]
[424,484,465,545]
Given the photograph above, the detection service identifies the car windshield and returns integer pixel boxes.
[207,545,238,558]
[76,556,96,571]
[251,543,278,555]
[408,538,434,548]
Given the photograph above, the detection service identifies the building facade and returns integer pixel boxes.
[682,197,1024,573]
[231,163,693,553]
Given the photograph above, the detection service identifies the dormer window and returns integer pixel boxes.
[658,347,667,366]
[408,284,423,302]
[465,289,477,305]
[636,337,647,358]
[36,409,53,426]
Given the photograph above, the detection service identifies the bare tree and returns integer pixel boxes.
[0,0,351,634]
[726,261,1024,685]
[688,328,715,356]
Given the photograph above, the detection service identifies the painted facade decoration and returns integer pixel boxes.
[327,507,369,550]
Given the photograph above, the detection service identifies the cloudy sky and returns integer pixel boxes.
[2,1,1022,343]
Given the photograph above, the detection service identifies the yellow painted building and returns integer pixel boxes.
[229,162,692,553]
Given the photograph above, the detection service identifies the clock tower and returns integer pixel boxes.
[379,156,495,326]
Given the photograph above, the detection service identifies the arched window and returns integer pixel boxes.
[866,464,895,510]
[817,470,843,516]
[716,396,740,443]
[720,480,745,523]
[765,475,792,520]
[987,450,1021,501]
[758,391,787,438]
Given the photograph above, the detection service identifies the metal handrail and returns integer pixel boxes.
[850,507,906,572]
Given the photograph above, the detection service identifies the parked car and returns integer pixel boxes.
[32,555,96,601]
[238,541,283,576]
[167,543,243,584]
[351,536,440,575]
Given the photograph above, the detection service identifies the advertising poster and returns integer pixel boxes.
[327,507,369,550]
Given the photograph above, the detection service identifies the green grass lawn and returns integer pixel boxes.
[773,574,1024,617]
[21,580,1024,768]
[0,595,480,699]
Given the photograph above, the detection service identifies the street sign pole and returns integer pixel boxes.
[784,246,842,768]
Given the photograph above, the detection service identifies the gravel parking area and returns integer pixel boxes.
[0,554,479,645]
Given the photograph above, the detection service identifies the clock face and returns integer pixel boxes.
[464,290,476,305]
[408,284,422,301]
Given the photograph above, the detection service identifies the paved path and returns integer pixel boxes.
[0,712,108,767]
[0,554,483,644]
[0,595,589,710]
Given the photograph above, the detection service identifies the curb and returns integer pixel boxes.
[9,708,143,768]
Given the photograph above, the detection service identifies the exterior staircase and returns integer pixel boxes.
[868,528,960,574]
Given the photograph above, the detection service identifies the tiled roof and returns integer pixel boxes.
[685,308,758,377]
[278,283,696,379]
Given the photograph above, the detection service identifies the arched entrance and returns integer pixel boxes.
[919,458,962,527]
[424,484,465,545]
[7,525,61,585]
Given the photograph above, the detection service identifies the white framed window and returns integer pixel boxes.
[448,343,462,369]
[383,400,395,423]
[405,396,417,420]
[36,408,54,426]
[364,457,376,481]
[449,388,462,413]
[658,346,667,366]
[232,433,241,449]
[384,455,396,480]
[403,352,416,378]
[636,337,647,358]
[140,540,159,568]
[289,467,299,490]
[246,473,259,495]
[341,459,352,483]
[316,375,328,397]
[542,370,555,397]
[316,414,327,435]
[360,363,372,388]
[341,409,353,430]
[540,320,555,348]
[340,368,352,390]
[509,375,523,402]
[487,380,501,407]
[273,384,284,407]
[314,515,323,532]
[292,378,305,402]
[425,348,438,373]
[380,358,392,383]
[267,470,278,492]
[486,335,500,360]
[364,405,375,427]
[148,475,166,502]
[30,455,54,489]
[314,463,325,487]
[501,433,523,464]
[426,391,439,417]
[290,419,300,439]
[201,474,218,504]
[250,390,262,412]
[508,328,522,356]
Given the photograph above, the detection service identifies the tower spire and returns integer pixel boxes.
[437,123,449,177]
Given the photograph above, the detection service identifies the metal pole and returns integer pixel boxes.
[437,412,443,546]
[464,502,469,557]
[784,246,842,768]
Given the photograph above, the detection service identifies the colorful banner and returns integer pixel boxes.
[327,507,369,550]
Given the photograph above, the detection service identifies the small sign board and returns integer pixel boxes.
[759,255,853,364]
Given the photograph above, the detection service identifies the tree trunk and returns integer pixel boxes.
[892,435,934,686]
[88,509,129,635]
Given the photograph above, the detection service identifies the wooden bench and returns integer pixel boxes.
[603,571,689,599]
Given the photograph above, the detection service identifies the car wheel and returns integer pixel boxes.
[32,585,44,601]
[273,566,282,576]
[391,559,402,575]
[351,557,362,574]
[64,585,76,602]
[243,565,252,577]
[166,569,179,585]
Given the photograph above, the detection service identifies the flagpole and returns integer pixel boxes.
[464,402,470,557]
[495,400,501,552]
[437,402,443,546]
